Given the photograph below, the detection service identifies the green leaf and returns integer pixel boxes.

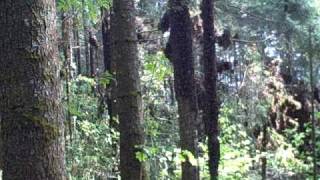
[136,151,148,162]
[181,150,198,166]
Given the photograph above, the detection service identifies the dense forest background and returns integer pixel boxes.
[0,0,320,179]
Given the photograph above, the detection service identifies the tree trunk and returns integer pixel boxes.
[73,20,82,76]
[89,31,96,77]
[201,0,220,179]
[111,0,147,179]
[82,0,90,76]
[261,124,267,180]
[168,0,200,179]
[0,1,66,179]
[101,8,114,125]
[308,27,317,180]
[61,12,73,144]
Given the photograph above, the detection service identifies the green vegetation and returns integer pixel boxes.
[1,0,320,179]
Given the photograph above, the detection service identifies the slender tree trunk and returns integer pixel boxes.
[201,0,220,179]
[82,0,90,76]
[168,0,199,179]
[89,30,97,96]
[261,124,268,180]
[101,8,114,124]
[308,27,317,180]
[0,1,66,179]
[89,31,96,77]
[111,0,147,179]
[62,13,73,144]
[73,20,82,76]
[110,9,119,125]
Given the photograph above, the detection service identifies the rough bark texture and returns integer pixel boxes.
[111,0,147,179]
[168,0,200,179]
[201,0,220,179]
[0,1,66,179]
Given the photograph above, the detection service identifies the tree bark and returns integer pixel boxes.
[73,20,82,76]
[261,124,267,180]
[111,0,147,179]
[101,8,115,125]
[168,0,200,179]
[0,1,66,179]
[89,31,96,77]
[201,0,220,179]
[61,12,73,144]
[308,27,317,180]
[82,0,90,76]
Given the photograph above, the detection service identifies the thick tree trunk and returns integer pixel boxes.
[111,0,147,179]
[0,1,66,179]
[201,0,220,179]
[168,0,200,179]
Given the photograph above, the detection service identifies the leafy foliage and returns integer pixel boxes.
[58,0,320,179]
